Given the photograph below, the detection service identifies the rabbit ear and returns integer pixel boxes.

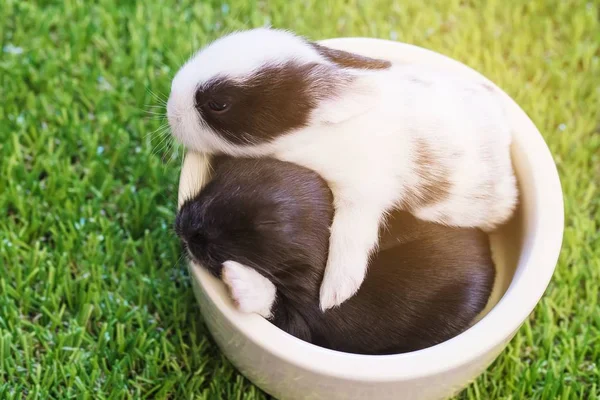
[306,43,390,125]
[310,42,391,70]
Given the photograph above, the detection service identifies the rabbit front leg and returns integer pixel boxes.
[319,197,386,311]
[222,261,277,319]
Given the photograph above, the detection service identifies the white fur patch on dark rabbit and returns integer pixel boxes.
[168,27,517,310]
[222,260,277,319]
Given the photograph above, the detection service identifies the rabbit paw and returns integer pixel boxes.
[319,252,368,311]
[222,261,277,319]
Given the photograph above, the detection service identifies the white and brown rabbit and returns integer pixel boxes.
[167,28,516,310]
[175,156,495,355]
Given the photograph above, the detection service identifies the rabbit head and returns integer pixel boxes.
[174,156,333,284]
[167,27,391,154]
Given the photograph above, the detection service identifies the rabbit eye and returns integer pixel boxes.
[207,100,229,113]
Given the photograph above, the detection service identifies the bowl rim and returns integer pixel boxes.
[180,37,564,381]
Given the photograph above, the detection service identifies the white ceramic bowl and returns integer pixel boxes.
[177,38,564,400]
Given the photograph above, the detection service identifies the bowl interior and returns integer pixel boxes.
[476,200,522,322]
[177,37,563,381]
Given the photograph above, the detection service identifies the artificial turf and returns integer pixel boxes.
[1,0,599,398]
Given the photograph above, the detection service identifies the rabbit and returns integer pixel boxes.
[167,27,516,311]
[175,156,495,355]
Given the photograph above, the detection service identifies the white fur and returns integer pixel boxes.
[221,260,277,318]
[168,28,518,311]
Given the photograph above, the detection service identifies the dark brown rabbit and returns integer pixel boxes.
[175,156,495,355]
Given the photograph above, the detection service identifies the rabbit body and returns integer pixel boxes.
[168,28,516,310]
[176,156,495,355]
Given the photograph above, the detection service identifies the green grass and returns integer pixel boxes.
[0,0,598,398]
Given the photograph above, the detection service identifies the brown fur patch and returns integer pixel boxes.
[377,209,428,251]
[310,43,392,70]
[400,138,452,211]
[195,62,346,145]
